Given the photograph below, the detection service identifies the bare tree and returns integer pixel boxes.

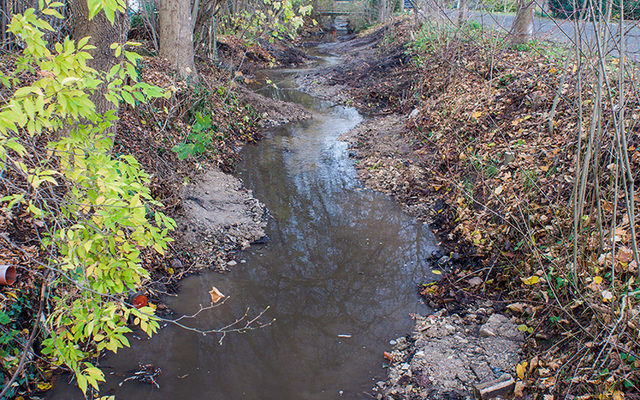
[510,0,535,46]
[158,0,199,82]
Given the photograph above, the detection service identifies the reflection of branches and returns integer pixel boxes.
[1,232,273,350]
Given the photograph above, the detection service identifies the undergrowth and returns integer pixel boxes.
[401,21,640,399]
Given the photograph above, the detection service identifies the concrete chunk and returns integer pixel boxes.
[474,374,515,400]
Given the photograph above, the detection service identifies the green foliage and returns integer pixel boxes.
[172,111,221,159]
[0,296,37,399]
[0,0,173,394]
[406,22,485,67]
[222,0,313,43]
[479,0,518,13]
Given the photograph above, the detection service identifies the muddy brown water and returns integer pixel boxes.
[49,55,438,400]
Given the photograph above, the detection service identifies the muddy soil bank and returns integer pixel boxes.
[171,82,310,275]
[294,26,524,399]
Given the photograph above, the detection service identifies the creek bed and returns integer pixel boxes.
[49,56,438,400]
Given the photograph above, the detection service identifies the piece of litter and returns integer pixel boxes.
[337,334,352,338]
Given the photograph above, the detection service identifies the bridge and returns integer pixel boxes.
[317,0,365,15]
[317,0,413,16]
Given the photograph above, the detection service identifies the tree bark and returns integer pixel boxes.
[457,0,467,25]
[159,0,199,83]
[72,0,128,128]
[378,0,388,22]
[510,0,535,46]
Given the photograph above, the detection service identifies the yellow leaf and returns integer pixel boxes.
[209,286,225,303]
[516,361,528,379]
[593,276,603,284]
[431,269,442,275]
[472,111,482,119]
[613,390,625,400]
[522,276,539,285]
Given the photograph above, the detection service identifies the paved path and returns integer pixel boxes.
[445,10,640,61]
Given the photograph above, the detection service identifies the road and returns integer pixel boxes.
[444,10,640,61]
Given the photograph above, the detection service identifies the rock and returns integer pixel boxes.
[468,277,484,286]
[479,327,496,337]
[473,374,515,400]
[170,258,183,270]
[443,324,456,335]
[437,256,450,266]
[431,249,444,259]
[503,151,516,165]
[409,108,420,119]
[227,260,237,266]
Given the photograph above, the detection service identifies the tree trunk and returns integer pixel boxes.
[457,0,467,25]
[159,0,199,83]
[72,0,128,128]
[378,0,388,22]
[510,0,535,46]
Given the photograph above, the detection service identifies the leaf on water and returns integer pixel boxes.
[431,269,442,275]
[209,286,225,303]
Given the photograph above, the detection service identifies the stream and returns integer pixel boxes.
[49,54,438,400]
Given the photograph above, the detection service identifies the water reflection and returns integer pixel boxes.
[49,60,438,400]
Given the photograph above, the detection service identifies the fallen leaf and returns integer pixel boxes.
[529,355,539,373]
[209,286,225,303]
[383,351,394,361]
[613,390,625,400]
[494,185,504,195]
[521,276,539,285]
[617,246,634,263]
[593,276,603,284]
[507,302,527,313]
[516,361,528,379]
[514,381,525,397]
